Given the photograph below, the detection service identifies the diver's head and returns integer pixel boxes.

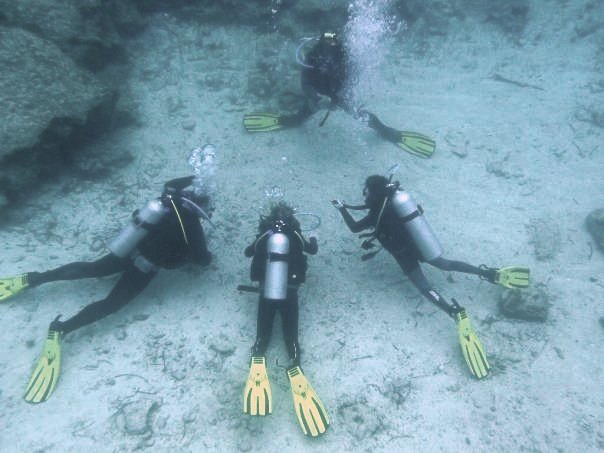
[259,201,300,234]
[363,175,390,207]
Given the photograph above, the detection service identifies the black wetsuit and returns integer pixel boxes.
[27,176,211,335]
[245,229,318,367]
[279,38,350,128]
[301,39,348,105]
[281,37,401,145]
[337,197,489,317]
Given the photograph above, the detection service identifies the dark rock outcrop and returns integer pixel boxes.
[498,285,550,322]
[0,0,145,71]
[0,26,116,206]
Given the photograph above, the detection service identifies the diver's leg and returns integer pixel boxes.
[360,110,400,142]
[279,101,315,127]
[280,289,301,367]
[28,254,128,287]
[52,263,155,335]
[394,252,458,318]
[428,256,486,276]
[251,297,278,357]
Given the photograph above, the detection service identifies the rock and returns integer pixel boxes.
[526,217,561,261]
[498,285,550,322]
[0,0,145,70]
[0,27,116,205]
[337,397,386,441]
[114,398,161,436]
[484,0,530,35]
[586,208,604,252]
[444,130,469,157]
[182,120,196,131]
[208,333,236,357]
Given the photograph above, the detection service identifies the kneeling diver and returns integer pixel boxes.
[332,175,530,379]
[243,32,436,159]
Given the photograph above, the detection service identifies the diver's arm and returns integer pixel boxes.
[187,219,212,266]
[297,233,318,255]
[244,242,255,257]
[301,68,322,103]
[332,200,373,233]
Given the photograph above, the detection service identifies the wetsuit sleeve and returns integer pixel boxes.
[338,208,374,233]
[164,176,195,193]
[187,219,212,266]
[301,68,321,103]
[303,235,318,255]
[244,240,257,257]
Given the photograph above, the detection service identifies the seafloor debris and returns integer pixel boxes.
[526,217,561,261]
[498,284,550,322]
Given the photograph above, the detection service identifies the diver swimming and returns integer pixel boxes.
[0,176,213,403]
[332,175,530,379]
[239,201,329,437]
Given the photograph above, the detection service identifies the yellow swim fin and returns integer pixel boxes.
[243,113,284,132]
[481,265,530,289]
[455,308,490,379]
[397,130,436,158]
[287,366,329,437]
[365,111,435,158]
[243,356,272,416]
[0,274,29,302]
[24,328,62,403]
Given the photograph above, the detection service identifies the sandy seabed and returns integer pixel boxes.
[1,7,603,453]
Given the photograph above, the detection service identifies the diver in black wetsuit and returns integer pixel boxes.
[240,202,329,437]
[0,176,212,403]
[332,175,530,378]
[243,202,317,367]
[244,32,436,158]
[32,175,212,334]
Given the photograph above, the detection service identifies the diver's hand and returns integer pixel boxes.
[314,95,332,110]
[331,200,345,209]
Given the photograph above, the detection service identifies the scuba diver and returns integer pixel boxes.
[332,175,530,379]
[243,32,436,159]
[0,176,213,403]
[238,202,329,437]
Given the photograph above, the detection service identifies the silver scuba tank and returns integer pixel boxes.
[390,190,443,262]
[107,199,168,258]
[262,232,290,300]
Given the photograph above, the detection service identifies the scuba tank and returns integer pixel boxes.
[262,232,290,300]
[107,199,168,258]
[390,190,443,262]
